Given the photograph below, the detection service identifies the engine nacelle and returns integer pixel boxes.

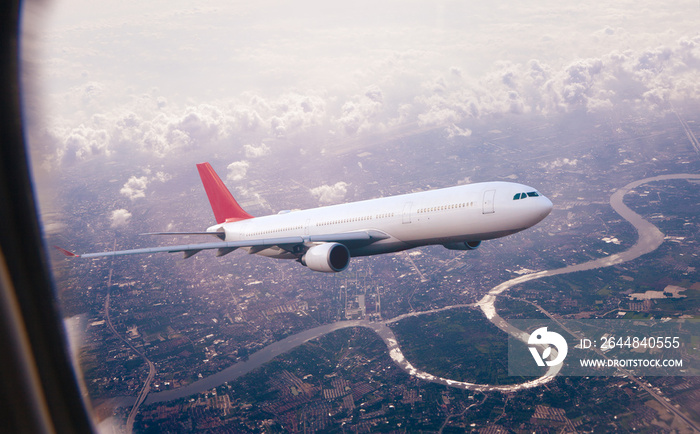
[443,240,481,251]
[301,243,350,273]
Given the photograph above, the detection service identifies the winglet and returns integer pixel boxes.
[196,162,254,224]
[54,246,80,258]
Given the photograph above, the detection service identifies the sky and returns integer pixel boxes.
[20,0,700,219]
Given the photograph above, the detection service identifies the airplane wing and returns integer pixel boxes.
[55,230,389,260]
[140,231,226,240]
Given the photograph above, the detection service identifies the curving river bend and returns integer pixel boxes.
[112,174,700,409]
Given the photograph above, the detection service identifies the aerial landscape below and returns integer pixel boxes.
[49,109,700,432]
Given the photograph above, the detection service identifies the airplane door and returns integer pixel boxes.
[482,190,495,214]
[402,202,412,224]
[304,218,311,235]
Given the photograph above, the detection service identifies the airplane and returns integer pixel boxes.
[57,162,553,272]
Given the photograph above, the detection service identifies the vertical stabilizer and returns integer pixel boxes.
[196,162,254,224]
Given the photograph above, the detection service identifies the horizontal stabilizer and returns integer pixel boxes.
[54,246,79,257]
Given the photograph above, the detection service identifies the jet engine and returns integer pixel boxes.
[301,243,350,272]
[443,240,481,251]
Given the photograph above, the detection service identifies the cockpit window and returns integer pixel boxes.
[513,191,540,200]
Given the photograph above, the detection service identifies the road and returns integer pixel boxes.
[104,268,157,433]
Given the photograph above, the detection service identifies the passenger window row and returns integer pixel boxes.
[318,215,375,226]
[249,225,304,236]
[417,202,474,214]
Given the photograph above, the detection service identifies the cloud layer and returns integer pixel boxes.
[22,1,700,171]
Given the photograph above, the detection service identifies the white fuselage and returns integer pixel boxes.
[207,181,553,259]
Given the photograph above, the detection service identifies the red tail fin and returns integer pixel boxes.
[196,162,254,224]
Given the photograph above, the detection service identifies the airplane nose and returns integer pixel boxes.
[540,196,553,218]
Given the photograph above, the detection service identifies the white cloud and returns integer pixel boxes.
[410,35,700,124]
[418,106,461,127]
[243,143,271,158]
[154,171,171,182]
[446,124,472,139]
[119,176,149,201]
[230,106,263,132]
[227,161,249,181]
[310,182,349,204]
[540,158,579,170]
[457,177,471,185]
[38,90,335,168]
[270,93,327,136]
[110,209,132,228]
[169,104,226,147]
[56,123,112,164]
[336,87,385,135]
